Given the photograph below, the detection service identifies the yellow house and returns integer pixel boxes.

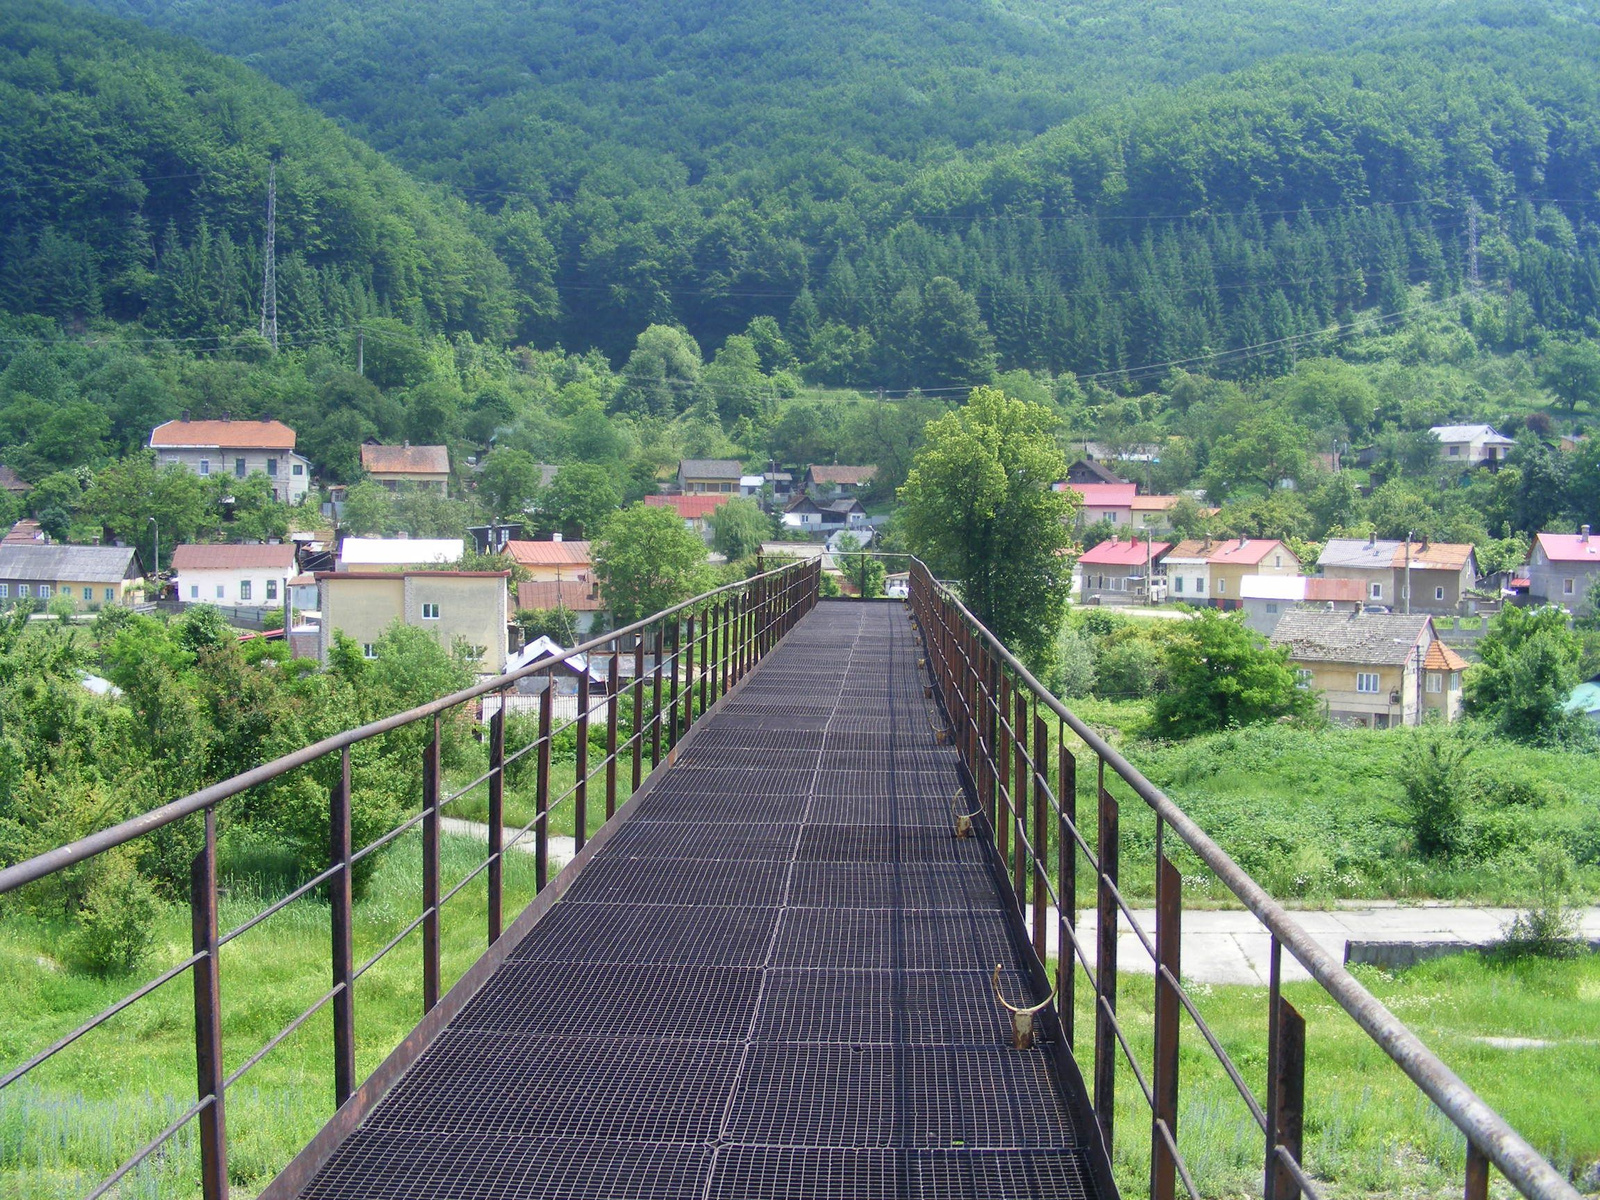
[316,570,509,674]
[0,544,144,609]
[1271,609,1465,728]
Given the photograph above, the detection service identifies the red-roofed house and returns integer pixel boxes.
[1077,537,1170,605]
[645,493,731,533]
[360,442,449,493]
[506,539,593,583]
[803,465,877,497]
[515,578,605,636]
[1164,538,1299,610]
[170,543,298,607]
[149,417,311,503]
[1527,527,1600,615]
[1059,483,1137,528]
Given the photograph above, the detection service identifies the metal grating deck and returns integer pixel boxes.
[296,601,1100,1200]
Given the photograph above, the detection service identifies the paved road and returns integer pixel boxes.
[1025,903,1600,985]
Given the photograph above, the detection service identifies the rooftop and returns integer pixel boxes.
[648,494,732,520]
[337,537,464,566]
[171,543,298,572]
[1209,537,1290,566]
[1062,483,1138,506]
[1129,494,1181,511]
[1399,542,1475,571]
[1076,538,1170,567]
[1318,538,1402,569]
[0,465,29,493]
[150,418,296,451]
[806,464,877,486]
[1271,610,1432,666]
[506,539,593,567]
[1534,532,1600,563]
[1431,423,1515,445]
[1423,641,1470,672]
[678,458,744,480]
[0,543,142,583]
[516,579,605,612]
[360,443,450,475]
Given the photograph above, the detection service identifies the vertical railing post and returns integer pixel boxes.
[632,637,645,794]
[191,807,227,1200]
[606,651,620,819]
[487,702,504,944]
[1013,689,1028,902]
[575,668,589,854]
[535,680,552,890]
[1152,845,1182,1200]
[1058,735,1076,1048]
[330,747,356,1104]
[651,627,664,768]
[995,671,1010,863]
[721,598,733,696]
[1094,762,1119,1149]
[1031,712,1049,963]
[1265,937,1306,1200]
[422,717,441,1013]
[684,610,697,733]
[1465,1143,1491,1200]
[667,616,682,750]
[698,605,709,713]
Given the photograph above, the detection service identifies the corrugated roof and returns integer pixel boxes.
[337,537,464,566]
[678,458,743,479]
[516,579,605,612]
[1077,538,1169,567]
[0,543,140,583]
[1534,532,1600,563]
[1240,575,1306,601]
[1431,423,1514,444]
[1129,494,1180,511]
[360,444,450,475]
[1424,642,1469,671]
[506,539,592,567]
[1318,538,1402,568]
[646,494,730,519]
[807,465,876,485]
[1271,610,1432,665]
[171,543,297,572]
[1067,483,1138,506]
[149,419,296,451]
[1398,542,1475,571]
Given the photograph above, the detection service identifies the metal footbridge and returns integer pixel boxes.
[0,559,1579,1200]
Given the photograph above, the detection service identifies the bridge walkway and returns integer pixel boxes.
[296,600,1102,1199]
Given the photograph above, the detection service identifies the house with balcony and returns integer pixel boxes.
[1271,610,1465,728]
[171,543,297,608]
[149,417,311,503]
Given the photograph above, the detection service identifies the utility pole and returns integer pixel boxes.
[1403,530,1412,615]
[261,162,279,351]
[147,516,159,581]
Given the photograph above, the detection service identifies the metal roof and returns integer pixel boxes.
[1271,610,1432,665]
[1318,538,1402,568]
[171,543,297,572]
[1076,538,1169,567]
[360,444,450,475]
[149,419,297,451]
[337,538,464,566]
[506,540,592,567]
[678,458,744,479]
[1430,423,1514,445]
[0,543,141,583]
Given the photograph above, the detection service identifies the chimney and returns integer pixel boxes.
[181,409,191,422]
[221,411,231,422]
[1367,531,1376,548]
[404,440,410,449]
[552,532,563,542]
[1110,533,1119,546]
[1238,535,1247,549]
[1584,525,1592,543]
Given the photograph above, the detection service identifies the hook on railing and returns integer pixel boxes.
[951,791,982,839]
[992,963,1055,1049]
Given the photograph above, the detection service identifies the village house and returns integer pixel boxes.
[515,579,606,636]
[1059,482,1136,528]
[1165,537,1298,609]
[359,442,450,493]
[506,538,594,584]
[1271,610,1466,728]
[149,416,312,503]
[1130,495,1184,533]
[1239,575,1364,635]
[802,465,877,498]
[3,518,45,544]
[1318,536,1403,606]
[1430,423,1515,469]
[781,494,867,531]
[171,543,298,607]
[1317,537,1479,614]
[336,537,464,570]
[1077,536,1169,605]
[645,493,731,535]
[1527,527,1600,616]
[1063,459,1128,486]
[677,459,744,495]
[0,543,144,608]
[316,569,510,674]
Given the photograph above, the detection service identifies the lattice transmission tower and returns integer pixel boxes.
[260,162,279,351]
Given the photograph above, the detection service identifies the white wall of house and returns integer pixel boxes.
[157,448,311,502]
[176,566,290,607]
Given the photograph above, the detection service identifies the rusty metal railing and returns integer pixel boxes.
[0,557,819,1200]
[906,559,1580,1200]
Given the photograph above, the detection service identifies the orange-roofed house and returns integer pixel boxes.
[506,539,594,583]
[515,578,606,636]
[171,543,298,607]
[1165,537,1298,610]
[149,417,311,503]
[359,442,450,493]
[1076,536,1170,605]
[645,493,730,534]
[803,465,877,498]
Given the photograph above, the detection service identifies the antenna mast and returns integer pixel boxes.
[261,162,279,351]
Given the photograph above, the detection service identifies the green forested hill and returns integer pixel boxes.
[0,0,518,343]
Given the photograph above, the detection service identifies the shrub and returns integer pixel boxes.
[1054,624,1096,698]
[1397,733,1473,858]
[1498,844,1586,959]
[1095,637,1161,698]
[67,849,160,976]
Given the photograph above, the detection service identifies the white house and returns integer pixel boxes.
[336,537,464,570]
[1430,424,1515,468]
[171,543,298,607]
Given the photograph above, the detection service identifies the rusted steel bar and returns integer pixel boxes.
[1095,765,1119,1149]
[651,628,664,768]
[682,612,696,740]
[1013,688,1027,901]
[330,747,355,1105]
[1032,712,1049,962]
[1152,849,1182,1200]
[535,680,553,889]
[1059,734,1076,1047]
[487,702,505,944]
[1268,985,1306,1200]
[605,652,619,819]
[632,637,645,794]
[422,719,442,1013]
[697,606,708,713]
[575,669,589,855]
[1467,1143,1491,1200]
[191,807,227,1200]
[667,616,682,749]
[996,671,1011,866]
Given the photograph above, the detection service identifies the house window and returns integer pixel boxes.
[165,456,180,467]
[1370,582,1383,599]
[0,585,8,599]
[17,585,28,598]
[1266,602,1278,614]
[1448,445,1459,456]
[292,463,304,476]
[1195,579,1205,594]
[240,580,252,601]
[215,585,225,599]
[1274,555,1282,568]
[421,602,441,620]
[1434,586,1444,601]
[1449,674,1460,691]
[266,458,278,477]
[38,585,51,599]
[83,587,93,601]
[1216,578,1226,594]
[199,458,211,476]
[1426,672,1442,693]
[1173,576,1184,594]
[267,579,278,601]
[1296,668,1314,688]
[104,588,114,602]
[1356,672,1381,694]
[234,457,247,479]
[1107,511,1117,523]
[1564,578,1575,596]
[362,643,378,659]
[191,585,200,599]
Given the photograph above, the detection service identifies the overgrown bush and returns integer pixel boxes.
[1498,843,1586,959]
[1397,733,1474,857]
[1054,624,1096,698]
[67,848,160,976]
[1095,637,1162,698]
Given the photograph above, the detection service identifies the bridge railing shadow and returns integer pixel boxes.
[0,558,820,1200]
[907,560,1579,1200]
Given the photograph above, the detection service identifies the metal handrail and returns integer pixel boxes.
[907,558,1579,1200]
